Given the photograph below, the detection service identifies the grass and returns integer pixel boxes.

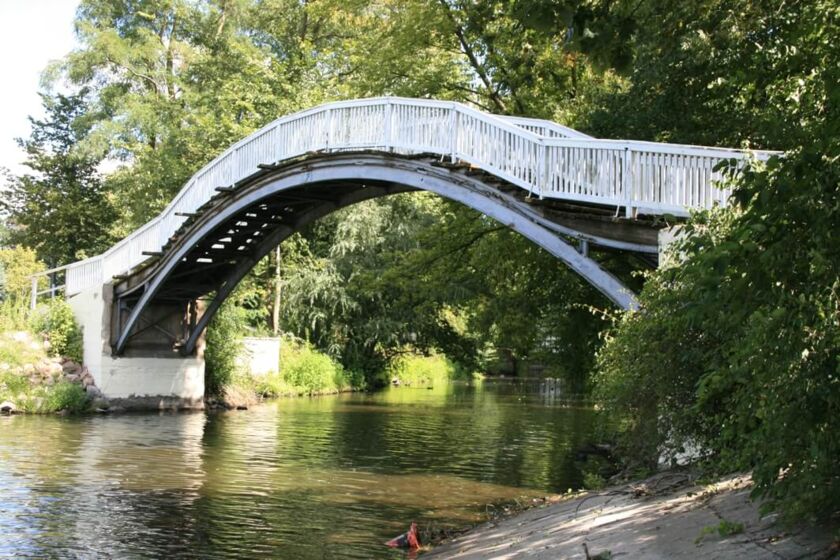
[0,301,31,333]
[216,337,478,406]
[0,331,46,369]
[263,336,360,395]
[0,372,90,414]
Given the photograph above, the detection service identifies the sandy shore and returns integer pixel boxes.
[424,473,836,559]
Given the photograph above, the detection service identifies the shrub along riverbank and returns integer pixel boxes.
[204,300,482,407]
[204,303,363,406]
[207,331,478,409]
[385,353,478,386]
[0,247,102,415]
[594,120,839,523]
[0,330,92,415]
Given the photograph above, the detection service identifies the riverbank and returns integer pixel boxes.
[210,351,472,410]
[0,331,103,414]
[424,472,837,559]
[208,381,360,410]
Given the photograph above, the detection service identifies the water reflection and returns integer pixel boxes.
[0,381,596,559]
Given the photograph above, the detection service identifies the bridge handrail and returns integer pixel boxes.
[502,115,594,139]
[58,96,779,297]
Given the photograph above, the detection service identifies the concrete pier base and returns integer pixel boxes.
[67,284,205,409]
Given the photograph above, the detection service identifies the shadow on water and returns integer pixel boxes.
[0,381,597,559]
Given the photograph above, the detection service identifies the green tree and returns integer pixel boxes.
[278,193,617,387]
[2,92,115,266]
[56,0,343,230]
[581,0,829,148]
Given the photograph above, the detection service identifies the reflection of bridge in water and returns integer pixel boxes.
[32,98,775,403]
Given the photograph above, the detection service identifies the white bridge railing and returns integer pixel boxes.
[59,97,776,297]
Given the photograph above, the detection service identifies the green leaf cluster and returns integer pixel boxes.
[30,300,84,363]
[0,247,47,331]
[385,353,466,386]
[204,299,247,396]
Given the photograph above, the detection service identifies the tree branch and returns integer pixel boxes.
[409,225,506,272]
[105,56,160,95]
[437,1,508,113]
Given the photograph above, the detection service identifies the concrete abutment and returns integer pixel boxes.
[67,284,205,409]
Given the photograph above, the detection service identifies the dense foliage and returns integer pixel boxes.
[386,353,469,387]
[268,194,614,385]
[0,247,47,332]
[0,247,45,301]
[582,0,832,150]
[594,0,839,520]
[0,248,83,362]
[0,332,89,414]
[0,372,89,414]
[30,300,84,363]
[259,335,362,395]
[204,300,247,397]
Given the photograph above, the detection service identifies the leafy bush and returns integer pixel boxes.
[205,304,364,399]
[205,301,247,397]
[282,347,341,391]
[254,335,362,396]
[30,299,82,362]
[41,382,89,413]
[0,370,30,397]
[0,247,45,301]
[0,373,89,414]
[0,300,31,332]
[385,353,468,386]
[582,472,606,491]
[0,331,89,414]
[596,137,839,521]
[0,332,46,369]
[0,247,47,332]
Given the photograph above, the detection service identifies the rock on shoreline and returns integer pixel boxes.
[0,331,108,413]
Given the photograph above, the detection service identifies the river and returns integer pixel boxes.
[0,380,597,559]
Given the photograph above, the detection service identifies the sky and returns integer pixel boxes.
[0,0,80,178]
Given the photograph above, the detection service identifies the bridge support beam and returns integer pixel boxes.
[68,283,205,409]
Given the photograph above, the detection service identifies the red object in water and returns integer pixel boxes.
[385,522,421,550]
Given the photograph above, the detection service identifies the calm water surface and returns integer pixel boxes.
[0,381,596,559]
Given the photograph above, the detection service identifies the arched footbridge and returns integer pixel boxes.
[47,97,774,362]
